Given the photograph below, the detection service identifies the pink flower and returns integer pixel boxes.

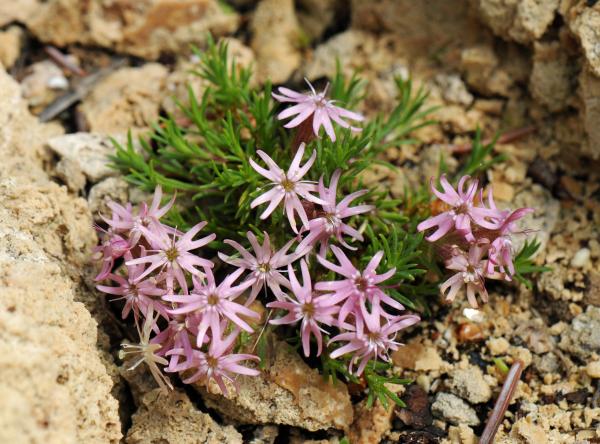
[104,185,175,247]
[267,260,339,357]
[250,143,326,233]
[440,243,500,308]
[168,329,260,395]
[92,227,130,281]
[96,250,167,320]
[126,222,215,294]
[315,246,403,327]
[165,269,259,347]
[329,304,419,376]
[218,231,299,303]
[272,79,364,142]
[484,191,534,276]
[417,175,503,242]
[297,170,373,256]
[119,307,173,391]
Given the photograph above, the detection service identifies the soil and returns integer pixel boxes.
[1,1,600,443]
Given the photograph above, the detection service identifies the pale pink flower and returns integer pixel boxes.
[92,227,130,281]
[440,242,500,308]
[169,329,260,395]
[484,190,534,276]
[104,185,175,246]
[329,304,419,376]
[218,231,299,303]
[126,222,215,294]
[267,260,339,357]
[119,307,173,391]
[297,169,373,256]
[272,79,364,142]
[417,175,503,242]
[96,250,167,320]
[165,269,259,347]
[316,246,403,327]
[250,143,326,233]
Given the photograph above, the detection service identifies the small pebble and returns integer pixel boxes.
[487,337,510,355]
[571,248,591,268]
[586,361,600,378]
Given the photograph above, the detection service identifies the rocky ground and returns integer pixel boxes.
[1,1,600,443]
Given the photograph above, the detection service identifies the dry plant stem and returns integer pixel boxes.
[479,359,524,444]
[44,46,87,77]
[450,126,536,154]
[291,115,316,154]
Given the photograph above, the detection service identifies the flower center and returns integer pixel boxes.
[325,213,340,231]
[258,262,271,274]
[207,293,219,306]
[165,247,179,262]
[281,178,295,192]
[207,356,218,368]
[302,301,315,317]
[354,276,369,293]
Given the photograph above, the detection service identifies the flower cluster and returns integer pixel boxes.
[417,175,533,308]
[94,186,260,394]
[247,123,420,376]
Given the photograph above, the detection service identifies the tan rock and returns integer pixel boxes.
[448,365,492,404]
[530,41,575,112]
[564,2,600,77]
[0,26,24,69]
[415,347,446,372]
[460,45,512,96]
[20,60,69,112]
[296,0,339,41]
[579,67,600,159]
[126,389,243,444]
[0,0,39,27]
[26,0,239,60]
[0,66,120,443]
[348,399,394,444]
[88,177,130,219]
[586,361,600,378]
[199,340,353,431]
[473,0,560,43]
[79,63,167,135]
[251,0,301,83]
[510,417,549,444]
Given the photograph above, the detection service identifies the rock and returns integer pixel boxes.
[0,25,24,68]
[199,340,353,431]
[20,60,69,112]
[350,0,486,62]
[79,63,167,135]
[296,0,340,41]
[303,30,378,80]
[530,41,575,112]
[448,424,476,444]
[88,177,130,218]
[563,2,600,77]
[415,346,447,372]
[434,73,474,106]
[126,389,243,444]
[0,0,39,27]
[534,353,561,375]
[26,0,239,60]
[559,306,600,360]
[509,417,549,444]
[571,247,591,268]
[248,425,279,444]
[54,157,87,193]
[349,398,394,444]
[396,384,433,430]
[431,393,480,426]
[251,0,301,83]
[579,67,600,159]
[448,365,492,404]
[473,0,560,44]
[47,133,124,183]
[460,45,513,96]
[511,184,560,255]
[586,361,600,378]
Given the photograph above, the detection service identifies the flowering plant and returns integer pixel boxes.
[99,39,544,407]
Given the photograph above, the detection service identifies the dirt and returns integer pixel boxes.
[1,0,600,443]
